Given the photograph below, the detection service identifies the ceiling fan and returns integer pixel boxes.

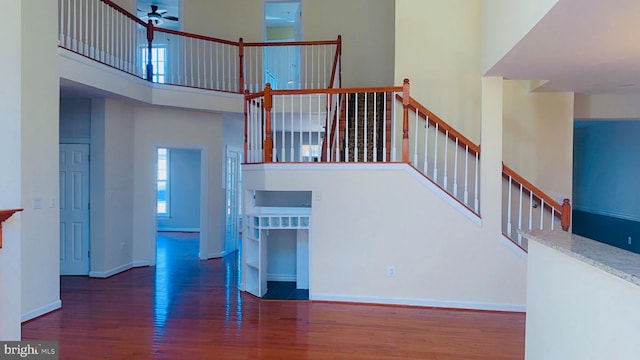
[139,5,179,26]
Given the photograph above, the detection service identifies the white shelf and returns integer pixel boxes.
[244,207,312,298]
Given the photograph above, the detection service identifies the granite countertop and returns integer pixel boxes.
[521,229,640,287]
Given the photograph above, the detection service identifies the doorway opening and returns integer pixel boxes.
[155,147,202,266]
[264,0,302,89]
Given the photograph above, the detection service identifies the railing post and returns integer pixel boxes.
[337,35,342,88]
[244,90,250,162]
[238,38,245,92]
[402,78,410,163]
[561,198,571,231]
[263,84,273,163]
[146,20,154,82]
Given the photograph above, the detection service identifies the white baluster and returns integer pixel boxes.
[382,92,387,162]
[464,145,469,206]
[391,94,396,162]
[354,93,358,162]
[299,94,303,162]
[507,176,513,237]
[518,184,523,245]
[363,94,368,162]
[443,130,449,190]
[529,189,533,230]
[474,152,479,212]
[453,138,459,198]
[373,92,377,162]
[345,95,350,162]
[290,94,294,162]
[423,114,429,174]
[540,199,545,229]
[281,95,285,161]
[433,123,439,182]
[413,108,418,165]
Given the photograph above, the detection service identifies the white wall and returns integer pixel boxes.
[90,98,135,276]
[482,0,559,74]
[395,0,482,143]
[133,106,227,264]
[244,164,527,310]
[503,80,574,201]
[60,99,92,141]
[0,0,23,340]
[575,93,640,119]
[20,0,61,322]
[526,240,640,359]
[182,0,395,87]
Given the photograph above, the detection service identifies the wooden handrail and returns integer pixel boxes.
[101,0,148,26]
[396,95,481,155]
[243,39,341,47]
[264,85,404,97]
[502,163,563,211]
[0,208,23,249]
[153,27,240,46]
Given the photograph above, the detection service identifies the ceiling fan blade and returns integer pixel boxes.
[157,9,168,14]
[164,16,179,21]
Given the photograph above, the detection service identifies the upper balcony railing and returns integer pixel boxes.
[58,0,341,93]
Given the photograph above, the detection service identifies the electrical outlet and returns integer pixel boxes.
[387,265,396,278]
[628,237,632,245]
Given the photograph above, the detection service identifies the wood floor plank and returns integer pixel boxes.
[22,232,525,359]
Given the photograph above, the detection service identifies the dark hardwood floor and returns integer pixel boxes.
[22,232,525,359]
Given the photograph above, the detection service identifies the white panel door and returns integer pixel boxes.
[60,144,90,275]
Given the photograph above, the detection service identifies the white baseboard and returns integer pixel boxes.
[310,293,526,313]
[206,252,223,259]
[21,299,62,322]
[89,262,134,278]
[157,227,200,232]
[267,273,296,282]
[132,260,150,267]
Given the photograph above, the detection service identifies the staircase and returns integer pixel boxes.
[339,92,391,162]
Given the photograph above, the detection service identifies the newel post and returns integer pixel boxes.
[146,20,155,82]
[402,78,410,163]
[263,84,273,163]
[561,198,571,231]
[238,38,245,92]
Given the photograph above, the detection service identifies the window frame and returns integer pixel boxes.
[157,147,170,217]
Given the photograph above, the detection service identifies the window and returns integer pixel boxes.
[142,46,167,83]
[301,144,320,162]
[157,148,170,216]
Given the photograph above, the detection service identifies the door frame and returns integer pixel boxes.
[224,146,243,256]
[150,145,208,265]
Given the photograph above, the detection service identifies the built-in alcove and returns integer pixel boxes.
[244,190,311,299]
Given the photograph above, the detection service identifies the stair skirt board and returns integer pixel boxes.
[311,293,526,313]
